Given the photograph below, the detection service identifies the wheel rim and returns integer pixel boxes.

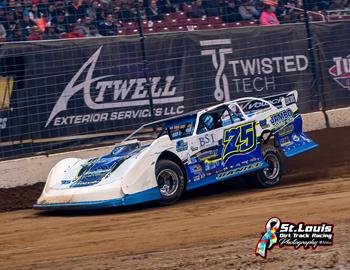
[157,169,179,197]
[263,153,280,182]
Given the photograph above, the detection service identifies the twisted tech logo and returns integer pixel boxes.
[200,39,309,97]
[200,39,232,102]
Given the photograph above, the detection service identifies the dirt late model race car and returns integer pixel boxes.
[34,91,318,210]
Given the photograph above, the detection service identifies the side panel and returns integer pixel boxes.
[185,121,267,190]
[274,114,318,157]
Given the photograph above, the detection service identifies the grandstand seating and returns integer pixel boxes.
[115,14,261,36]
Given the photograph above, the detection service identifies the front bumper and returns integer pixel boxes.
[33,186,161,210]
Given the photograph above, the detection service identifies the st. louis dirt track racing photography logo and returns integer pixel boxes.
[255,217,334,259]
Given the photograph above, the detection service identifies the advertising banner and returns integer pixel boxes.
[0,24,328,158]
[313,22,350,110]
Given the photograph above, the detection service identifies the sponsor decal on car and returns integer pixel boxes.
[292,134,300,142]
[176,140,188,152]
[190,146,199,152]
[198,133,216,148]
[222,122,257,163]
[279,136,292,147]
[270,108,294,129]
[278,124,294,136]
[259,119,270,129]
[217,161,263,179]
[255,217,334,259]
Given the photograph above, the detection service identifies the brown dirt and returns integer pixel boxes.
[0,127,349,269]
[0,173,349,270]
[0,182,44,212]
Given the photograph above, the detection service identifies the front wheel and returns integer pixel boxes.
[156,159,186,205]
[246,145,284,188]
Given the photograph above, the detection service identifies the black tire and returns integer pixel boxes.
[246,145,284,188]
[156,159,186,205]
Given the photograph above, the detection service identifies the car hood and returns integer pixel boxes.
[67,142,148,188]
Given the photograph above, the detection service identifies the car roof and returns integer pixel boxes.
[143,110,199,127]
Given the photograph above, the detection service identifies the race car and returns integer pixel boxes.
[34,91,318,210]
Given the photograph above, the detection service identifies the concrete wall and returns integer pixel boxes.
[0,107,349,189]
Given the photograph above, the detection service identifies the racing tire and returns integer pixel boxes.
[156,159,186,205]
[246,145,284,188]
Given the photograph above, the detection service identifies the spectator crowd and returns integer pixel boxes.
[0,0,349,42]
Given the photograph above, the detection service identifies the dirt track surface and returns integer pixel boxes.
[1,172,349,270]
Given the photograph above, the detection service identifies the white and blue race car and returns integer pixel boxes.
[34,91,318,210]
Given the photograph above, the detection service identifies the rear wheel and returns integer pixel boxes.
[156,159,186,205]
[246,145,283,188]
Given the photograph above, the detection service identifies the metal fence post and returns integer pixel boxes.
[302,0,325,110]
[135,0,155,122]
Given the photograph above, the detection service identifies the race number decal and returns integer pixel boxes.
[222,122,256,163]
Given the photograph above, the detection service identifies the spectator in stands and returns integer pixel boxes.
[63,23,86,38]
[0,6,5,23]
[277,1,300,23]
[54,1,66,15]
[22,0,32,10]
[100,0,112,10]
[52,11,70,34]
[0,6,7,33]
[0,22,6,41]
[27,25,43,40]
[98,12,117,36]
[86,0,102,22]
[239,0,260,20]
[47,3,57,21]
[38,0,50,15]
[0,1,5,9]
[259,5,280,25]
[80,15,95,35]
[204,0,221,17]
[7,0,16,11]
[157,0,177,14]
[43,22,59,39]
[8,25,27,41]
[188,0,206,18]
[222,0,242,22]
[29,4,42,21]
[118,1,135,22]
[87,24,102,37]
[21,10,36,37]
[36,12,50,32]
[67,0,87,23]
[15,3,24,20]
[146,0,165,20]
[329,0,345,10]
[5,10,18,37]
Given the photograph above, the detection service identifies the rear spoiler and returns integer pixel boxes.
[239,91,298,112]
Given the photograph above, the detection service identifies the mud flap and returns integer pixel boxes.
[275,115,318,158]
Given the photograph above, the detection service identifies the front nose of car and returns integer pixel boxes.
[36,180,124,206]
